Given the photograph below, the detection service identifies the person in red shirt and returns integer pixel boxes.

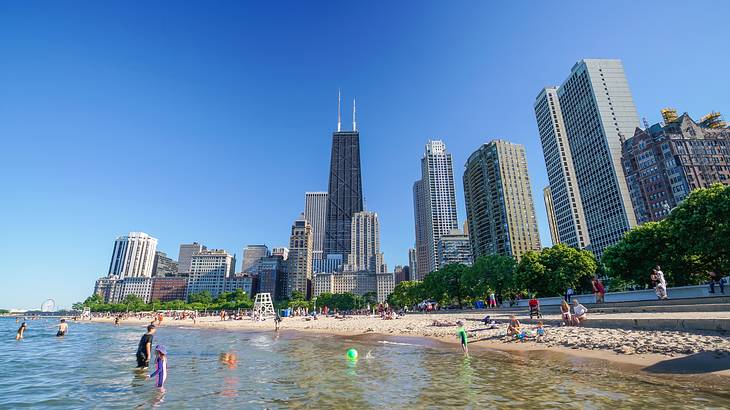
[592,277,605,303]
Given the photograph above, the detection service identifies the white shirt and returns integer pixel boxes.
[573,304,587,317]
[656,270,666,287]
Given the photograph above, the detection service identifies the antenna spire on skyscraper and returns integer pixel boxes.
[352,98,357,131]
[337,89,342,132]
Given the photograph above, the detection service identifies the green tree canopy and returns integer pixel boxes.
[515,244,597,297]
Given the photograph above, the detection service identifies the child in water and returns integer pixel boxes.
[148,345,168,388]
[16,322,27,340]
[456,321,469,357]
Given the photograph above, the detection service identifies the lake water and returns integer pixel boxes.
[1,317,728,409]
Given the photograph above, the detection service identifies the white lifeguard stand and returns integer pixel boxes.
[253,293,275,320]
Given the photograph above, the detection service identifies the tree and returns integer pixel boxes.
[387,281,423,308]
[603,185,730,287]
[290,290,307,301]
[515,244,597,297]
[188,291,213,306]
[441,263,470,307]
[362,291,378,307]
[467,255,517,300]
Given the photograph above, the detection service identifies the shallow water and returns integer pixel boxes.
[1,317,729,409]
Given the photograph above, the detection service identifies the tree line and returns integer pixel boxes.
[388,184,728,309]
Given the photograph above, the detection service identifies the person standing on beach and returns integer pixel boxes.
[56,319,68,337]
[456,321,469,357]
[137,325,156,369]
[652,266,668,300]
[592,277,605,303]
[16,322,27,340]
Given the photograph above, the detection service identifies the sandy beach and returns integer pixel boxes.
[88,310,730,377]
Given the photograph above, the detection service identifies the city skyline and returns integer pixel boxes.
[2,1,729,309]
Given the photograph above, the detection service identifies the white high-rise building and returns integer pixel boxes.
[408,248,417,280]
[108,232,158,279]
[304,192,328,260]
[347,211,386,273]
[186,249,236,299]
[413,140,459,278]
[548,59,639,257]
[534,87,590,249]
[178,242,206,276]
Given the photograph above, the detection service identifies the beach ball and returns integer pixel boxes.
[346,348,358,360]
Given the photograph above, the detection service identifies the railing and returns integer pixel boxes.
[514,281,728,307]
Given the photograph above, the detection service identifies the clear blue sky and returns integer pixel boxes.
[1,1,728,310]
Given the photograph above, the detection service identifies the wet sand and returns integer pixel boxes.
[87,311,730,381]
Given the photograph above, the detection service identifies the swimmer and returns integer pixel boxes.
[114,316,120,326]
[148,345,168,388]
[456,321,469,357]
[274,313,282,331]
[56,319,68,337]
[16,322,27,340]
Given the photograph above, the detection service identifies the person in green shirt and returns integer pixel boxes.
[456,321,469,357]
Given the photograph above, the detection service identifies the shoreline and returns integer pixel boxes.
[81,313,730,383]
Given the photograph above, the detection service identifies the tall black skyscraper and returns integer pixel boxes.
[323,92,363,260]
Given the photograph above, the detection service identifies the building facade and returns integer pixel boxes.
[552,59,639,257]
[107,232,158,279]
[150,277,188,302]
[413,140,459,278]
[437,229,473,267]
[534,87,590,249]
[346,211,386,273]
[241,244,269,274]
[223,275,254,296]
[271,247,289,260]
[408,248,417,280]
[256,255,287,300]
[543,186,560,246]
[304,192,328,260]
[324,95,363,260]
[178,242,206,276]
[112,277,153,304]
[622,112,730,223]
[186,249,236,299]
[286,217,313,298]
[312,271,395,303]
[152,251,178,277]
[313,254,344,274]
[394,265,410,284]
[463,140,542,259]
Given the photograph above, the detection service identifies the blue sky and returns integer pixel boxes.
[1,1,728,310]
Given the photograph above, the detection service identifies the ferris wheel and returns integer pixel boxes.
[41,299,56,312]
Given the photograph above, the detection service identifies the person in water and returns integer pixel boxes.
[137,324,156,368]
[16,322,27,340]
[56,319,68,337]
[148,345,168,388]
[456,321,469,357]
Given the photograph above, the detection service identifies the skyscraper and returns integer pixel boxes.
[550,59,639,257]
[543,186,560,246]
[241,244,269,273]
[413,140,459,278]
[347,211,386,273]
[286,215,313,298]
[178,242,206,276]
[324,93,363,261]
[408,248,417,280]
[108,232,158,279]
[463,140,542,259]
[304,192,328,260]
[151,251,179,277]
[534,86,590,249]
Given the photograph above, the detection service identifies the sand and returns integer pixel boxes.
[87,310,730,377]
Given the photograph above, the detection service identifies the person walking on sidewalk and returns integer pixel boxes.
[565,287,574,303]
[652,266,668,300]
